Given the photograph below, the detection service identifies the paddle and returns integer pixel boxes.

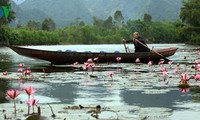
[122,39,130,53]
[122,39,128,53]
[134,39,170,61]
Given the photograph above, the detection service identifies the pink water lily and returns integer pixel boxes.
[116,57,121,63]
[180,73,190,84]
[168,61,173,68]
[6,89,20,114]
[194,60,199,65]
[24,86,36,115]
[3,71,8,76]
[174,68,179,74]
[18,68,23,72]
[24,69,31,76]
[24,86,36,97]
[160,67,166,72]
[177,63,180,67]
[162,71,168,81]
[168,61,173,65]
[93,57,99,65]
[93,57,98,61]
[82,65,87,70]
[6,89,20,99]
[194,74,200,81]
[148,61,153,66]
[108,71,114,81]
[135,58,140,63]
[19,63,25,68]
[195,64,200,71]
[108,71,114,77]
[26,97,39,114]
[158,60,164,65]
[87,58,93,63]
[27,97,38,107]
[73,62,78,65]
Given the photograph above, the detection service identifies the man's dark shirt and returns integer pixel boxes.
[126,36,150,52]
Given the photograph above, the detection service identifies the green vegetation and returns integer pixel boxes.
[0,18,182,45]
[0,0,200,45]
[179,0,200,44]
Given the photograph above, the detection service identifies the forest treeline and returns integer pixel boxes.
[0,17,183,45]
[0,0,200,45]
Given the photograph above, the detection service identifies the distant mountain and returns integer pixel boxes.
[83,0,182,21]
[12,0,183,27]
[11,1,49,26]
[19,0,92,27]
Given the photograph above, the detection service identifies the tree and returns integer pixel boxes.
[179,0,200,43]
[79,21,85,26]
[42,18,56,31]
[143,13,152,23]
[26,20,41,30]
[113,10,124,28]
[0,0,15,25]
[70,17,85,27]
[103,16,113,29]
[93,16,104,28]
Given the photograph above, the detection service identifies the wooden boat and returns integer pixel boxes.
[9,45,178,65]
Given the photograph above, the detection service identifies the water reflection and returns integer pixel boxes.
[0,80,10,103]
[47,82,79,104]
[121,87,191,110]
[190,87,200,102]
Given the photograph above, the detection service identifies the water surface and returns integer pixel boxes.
[1,44,200,119]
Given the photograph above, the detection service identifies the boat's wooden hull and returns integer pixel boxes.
[9,46,178,64]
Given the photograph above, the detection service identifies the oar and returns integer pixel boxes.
[122,39,128,53]
[135,39,170,61]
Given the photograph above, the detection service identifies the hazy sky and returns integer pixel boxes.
[12,0,25,5]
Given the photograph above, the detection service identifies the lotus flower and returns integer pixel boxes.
[26,97,39,113]
[168,61,173,68]
[194,74,200,81]
[19,63,25,68]
[87,58,93,63]
[148,61,153,66]
[108,71,114,81]
[135,58,140,63]
[27,97,38,107]
[158,60,164,65]
[24,69,31,76]
[180,73,190,84]
[194,60,199,65]
[18,68,23,72]
[116,57,121,63]
[6,89,20,114]
[3,71,8,76]
[6,89,20,99]
[73,62,78,65]
[174,68,179,74]
[177,63,180,67]
[160,67,166,72]
[24,86,36,115]
[162,71,168,81]
[93,57,98,61]
[24,86,36,97]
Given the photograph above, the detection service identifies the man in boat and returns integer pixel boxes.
[123,32,150,52]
